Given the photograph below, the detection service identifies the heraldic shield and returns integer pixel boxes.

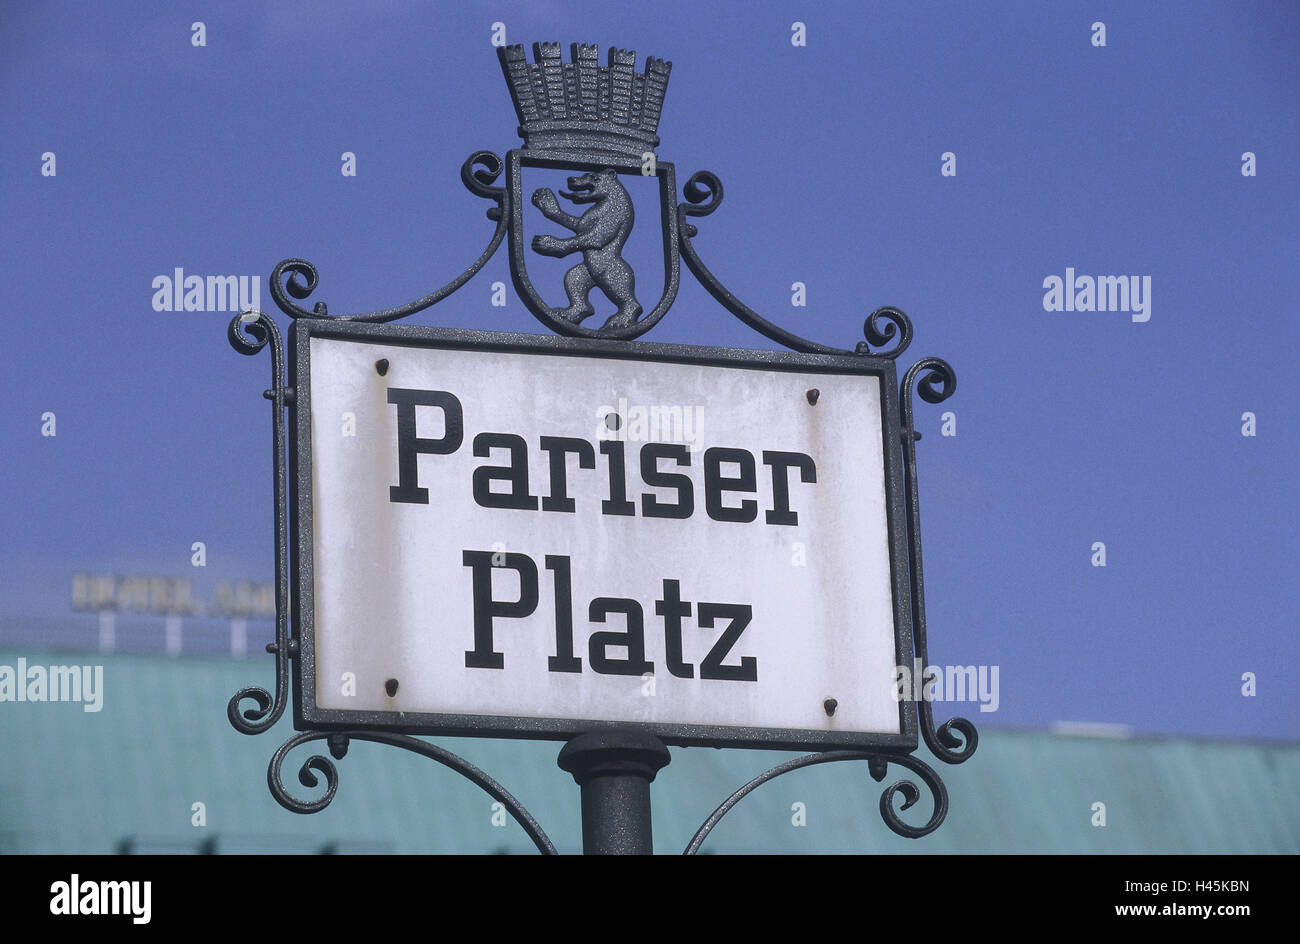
[500,43,680,341]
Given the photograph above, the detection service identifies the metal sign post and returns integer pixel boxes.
[558,730,670,855]
[224,42,977,854]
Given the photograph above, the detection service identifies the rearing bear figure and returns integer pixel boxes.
[530,169,642,329]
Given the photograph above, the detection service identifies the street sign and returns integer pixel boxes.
[291,319,918,751]
[225,39,974,851]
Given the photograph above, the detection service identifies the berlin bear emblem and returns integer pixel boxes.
[530,169,642,329]
[500,43,679,339]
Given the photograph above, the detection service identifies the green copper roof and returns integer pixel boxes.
[2,648,1296,854]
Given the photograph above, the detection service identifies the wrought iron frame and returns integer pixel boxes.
[287,319,919,753]
[227,61,976,851]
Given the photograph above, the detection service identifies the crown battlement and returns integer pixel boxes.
[499,42,672,159]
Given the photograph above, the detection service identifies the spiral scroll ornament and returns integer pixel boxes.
[268,151,507,323]
[678,170,912,358]
[268,731,558,854]
[224,310,292,735]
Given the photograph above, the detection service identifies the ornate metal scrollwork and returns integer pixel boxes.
[227,40,974,854]
[269,731,557,854]
[683,354,976,850]
[678,169,913,359]
[901,357,978,765]
[225,311,292,735]
[684,749,949,853]
[268,150,508,323]
[226,302,556,853]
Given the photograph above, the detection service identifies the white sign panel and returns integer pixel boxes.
[295,324,913,749]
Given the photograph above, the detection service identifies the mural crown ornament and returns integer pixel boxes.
[498,42,672,159]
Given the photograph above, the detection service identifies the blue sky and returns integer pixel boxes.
[1,0,1296,740]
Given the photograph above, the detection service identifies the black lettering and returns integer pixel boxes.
[462,550,538,668]
[538,436,595,513]
[763,450,817,525]
[472,432,538,510]
[655,579,693,678]
[640,443,694,519]
[698,602,757,681]
[599,440,636,517]
[387,388,463,504]
[704,447,758,523]
[588,597,652,676]
[545,555,581,672]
